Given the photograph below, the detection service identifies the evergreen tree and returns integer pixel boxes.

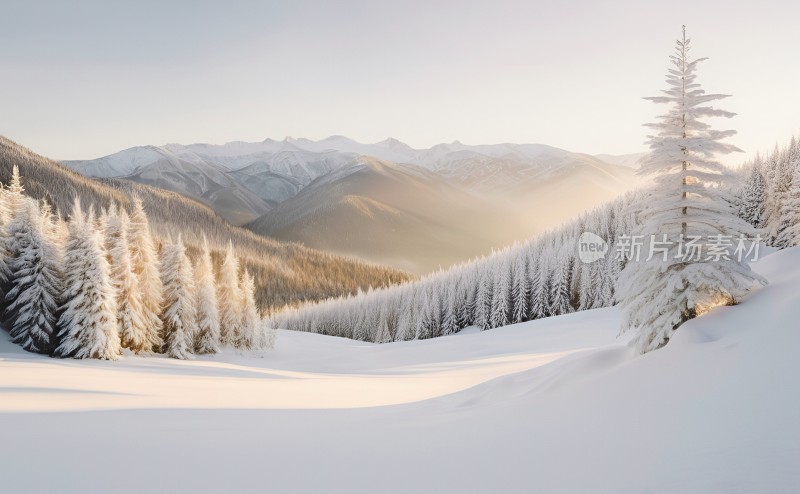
[0,166,27,301]
[128,198,163,351]
[55,201,122,360]
[775,152,800,247]
[5,200,63,354]
[511,253,529,323]
[194,236,221,354]
[107,209,151,353]
[490,256,511,328]
[549,250,573,316]
[218,241,243,347]
[239,268,259,349]
[739,163,768,228]
[529,251,550,320]
[617,27,764,353]
[474,266,492,330]
[160,236,197,359]
[441,281,460,336]
[374,301,392,343]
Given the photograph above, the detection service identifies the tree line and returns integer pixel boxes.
[1,166,275,359]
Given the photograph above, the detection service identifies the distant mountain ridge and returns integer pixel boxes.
[65,137,642,273]
[65,136,640,217]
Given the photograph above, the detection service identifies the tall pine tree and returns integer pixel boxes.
[617,27,764,353]
[128,197,163,352]
[55,201,122,360]
[160,235,198,359]
[218,242,243,347]
[5,200,63,354]
[194,236,221,354]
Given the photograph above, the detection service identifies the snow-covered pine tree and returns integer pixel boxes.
[128,198,163,352]
[374,301,392,343]
[194,236,221,354]
[424,282,443,338]
[774,147,800,248]
[529,251,550,320]
[217,241,243,347]
[490,255,511,329]
[549,248,573,316]
[739,162,768,228]
[107,209,152,353]
[55,200,122,360]
[474,266,492,330]
[6,165,25,220]
[511,252,529,324]
[160,235,198,359]
[5,200,63,354]
[617,27,765,353]
[441,280,460,336]
[239,268,259,349]
[459,273,477,328]
[394,286,417,341]
[761,145,789,244]
[0,166,28,302]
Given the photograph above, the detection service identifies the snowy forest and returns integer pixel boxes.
[0,166,276,359]
[272,32,797,352]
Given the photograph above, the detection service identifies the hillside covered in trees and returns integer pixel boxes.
[0,166,276,359]
[0,136,410,310]
[272,135,798,345]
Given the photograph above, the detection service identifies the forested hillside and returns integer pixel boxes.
[272,135,800,343]
[0,137,409,309]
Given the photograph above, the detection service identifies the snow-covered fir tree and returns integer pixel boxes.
[511,252,529,324]
[160,235,198,359]
[774,146,800,248]
[128,197,163,352]
[194,236,221,354]
[489,255,511,329]
[107,208,152,353]
[55,200,122,360]
[0,165,28,301]
[239,268,259,350]
[5,199,63,354]
[739,162,768,228]
[549,247,573,317]
[218,242,243,347]
[617,27,765,353]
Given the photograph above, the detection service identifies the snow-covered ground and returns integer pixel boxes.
[2,250,799,493]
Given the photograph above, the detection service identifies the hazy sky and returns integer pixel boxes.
[2,0,798,161]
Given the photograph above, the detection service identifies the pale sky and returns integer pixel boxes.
[2,0,798,162]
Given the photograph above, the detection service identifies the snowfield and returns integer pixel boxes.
[2,249,799,493]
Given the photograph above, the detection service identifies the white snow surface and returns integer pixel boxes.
[1,249,798,493]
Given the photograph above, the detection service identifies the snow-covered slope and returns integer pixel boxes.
[1,248,797,493]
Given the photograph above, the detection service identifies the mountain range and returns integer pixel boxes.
[65,137,642,273]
